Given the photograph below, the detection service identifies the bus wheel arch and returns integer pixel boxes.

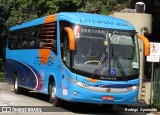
[48,75,62,107]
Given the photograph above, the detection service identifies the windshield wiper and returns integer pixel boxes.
[91,31,109,78]
[91,53,106,78]
[113,55,126,79]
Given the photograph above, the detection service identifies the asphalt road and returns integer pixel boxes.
[0,82,155,115]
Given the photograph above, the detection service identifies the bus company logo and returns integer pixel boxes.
[106,88,111,93]
[39,49,51,65]
[34,49,55,66]
[80,19,130,27]
[125,23,130,27]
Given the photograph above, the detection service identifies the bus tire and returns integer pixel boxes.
[49,81,62,107]
[14,74,22,94]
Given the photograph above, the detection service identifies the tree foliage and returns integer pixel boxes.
[0,0,130,28]
[0,0,48,26]
[0,0,103,27]
[101,0,130,15]
[0,0,159,41]
[145,0,160,42]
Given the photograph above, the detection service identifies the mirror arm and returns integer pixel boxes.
[137,34,150,56]
[64,27,76,51]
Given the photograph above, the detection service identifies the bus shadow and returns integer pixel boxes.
[16,90,126,114]
[61,102,124,115]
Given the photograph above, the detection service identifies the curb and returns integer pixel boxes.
[154,112,160,115]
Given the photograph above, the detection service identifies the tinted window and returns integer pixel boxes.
[8,22,57,54]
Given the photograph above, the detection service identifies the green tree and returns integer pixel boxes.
[76,0,102,13]
[0,0,48,27]
[0,0,102,27]
[101,0,130,15]
[146,0,160,42]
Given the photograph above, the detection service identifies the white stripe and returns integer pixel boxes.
[15,60,39,90]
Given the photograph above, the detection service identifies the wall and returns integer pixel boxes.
[112,12,152,104]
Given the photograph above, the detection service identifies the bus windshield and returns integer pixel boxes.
[73,25,139,80]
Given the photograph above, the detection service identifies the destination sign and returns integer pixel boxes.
[109,31,133,45]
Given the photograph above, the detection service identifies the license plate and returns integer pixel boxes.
[102,96,114,101]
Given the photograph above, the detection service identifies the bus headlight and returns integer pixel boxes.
[68,77,89,87]
[130,85,138,90]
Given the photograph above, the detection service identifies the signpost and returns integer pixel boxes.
[147,42,160,62]
[147,42,160,107]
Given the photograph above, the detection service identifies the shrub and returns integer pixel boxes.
[0,72,5,82]
[152,90,160,111]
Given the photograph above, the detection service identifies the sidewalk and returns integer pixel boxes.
[0,82,14,91]
[0,82,159,114]
[130,100,160,115]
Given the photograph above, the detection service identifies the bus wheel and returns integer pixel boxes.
[14,74,22,94]
[49,82,62,107]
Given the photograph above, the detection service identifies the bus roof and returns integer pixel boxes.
[10,12,135,31]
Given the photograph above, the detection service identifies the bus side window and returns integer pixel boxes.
[22,39,28,48]
[8,32,14,49]
[29,40,36,48]
[13,31,19,49]
[34,26,41,48]
[39,41,45,47]
[38,22,57,54]
[22,28,29,49]
[28,27,36,48]
[60,21,71,68]
[17,30,23,49]
[63,36,70,68]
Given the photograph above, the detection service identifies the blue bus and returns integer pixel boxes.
[5,12,150,107]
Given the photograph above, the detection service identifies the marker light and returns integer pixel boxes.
[130,85,138,90]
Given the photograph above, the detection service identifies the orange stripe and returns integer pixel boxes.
[42,47,52,49]
[40,39,53,40]
[45,43,52,44]
[41,31,55,33]
[39,49,51,65]
[40,35,54,37]
[44,14,56,24]
[41,27,55,30]
[44,31,55,32]
[87,78,98,83]
[44,23,55,26]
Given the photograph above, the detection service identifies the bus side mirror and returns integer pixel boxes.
[137,34,150,56]
[64,27,76,51]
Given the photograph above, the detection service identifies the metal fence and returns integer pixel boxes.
[153,63,160,92]
[152,63,160,109]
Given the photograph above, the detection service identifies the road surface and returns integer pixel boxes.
[0,82,156,115]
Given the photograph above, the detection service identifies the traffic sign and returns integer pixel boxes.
[147,42,160,62]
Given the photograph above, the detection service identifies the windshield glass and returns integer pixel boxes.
[73,25,139,80]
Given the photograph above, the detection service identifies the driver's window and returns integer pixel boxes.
[63,36,70,68]
[60,21,71,68]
